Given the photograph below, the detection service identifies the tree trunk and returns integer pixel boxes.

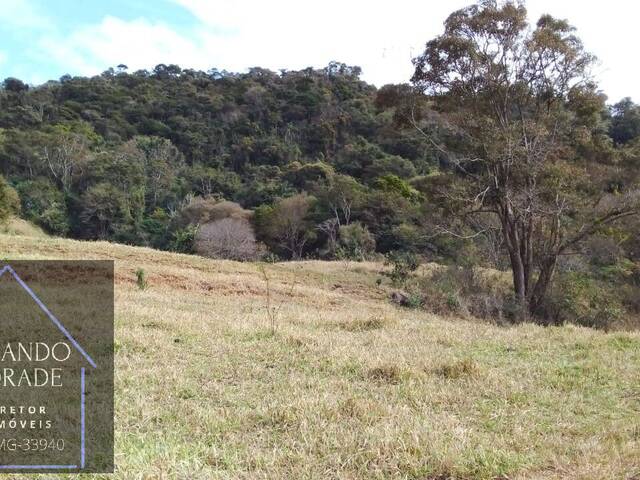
[500,209,529,319]
[507,245,527,319]
[528,256,557,316]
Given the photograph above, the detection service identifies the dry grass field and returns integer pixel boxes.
[0,217,48,239]
[1,231,639,479]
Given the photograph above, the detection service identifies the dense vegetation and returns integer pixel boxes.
[0,1,639,327]
[0,62,437,255]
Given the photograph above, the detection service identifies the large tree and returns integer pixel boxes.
[412,0,640,317]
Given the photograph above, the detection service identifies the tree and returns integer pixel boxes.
[285,161,334,190]
[188,164,241,199]
[610,98,640,145]
[412,1,640,317]
[194,218,263,261]
[78,183,126,239]
[376,174,421,202]
[337,222,376,261]
[134,136,183,210]
[2,78,29,93]
[259,193,317,259]
[41,125,93,193]
[314,174,366,256]
[314,174,365,227]
[87,142,146,233]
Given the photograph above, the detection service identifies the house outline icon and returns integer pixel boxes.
[0,263,95,471]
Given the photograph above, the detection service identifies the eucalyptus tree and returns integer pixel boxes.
[412,0,640,316]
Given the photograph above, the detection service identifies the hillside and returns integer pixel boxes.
[2,233,639,479]
[1,57,639,330]
[0,216,48,238]
[0,65,439,256]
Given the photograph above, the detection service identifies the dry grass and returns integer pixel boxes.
[1,233,639,479]
[0,216,48,238]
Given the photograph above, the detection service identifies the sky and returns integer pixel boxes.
[0,0,638,103]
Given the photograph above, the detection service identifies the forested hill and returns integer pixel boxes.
[0,62,639,266]
[0,63,442,253]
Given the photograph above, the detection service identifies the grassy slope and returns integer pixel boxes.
[1,233,639,480]
[0,217,48,238]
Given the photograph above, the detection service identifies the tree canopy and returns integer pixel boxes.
[411,0,639,316]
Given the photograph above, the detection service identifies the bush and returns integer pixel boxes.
[194,217,264,261]
[417,266,512,322]
[16,178,69,234]
[0,175,20,224]
[172,197,251,230]
[169,197,255,255]
[384,251,420,286]
[135,268,149,290]
[285,161,334,189]
[585,235,623,267]
[540,272,624,329]
[169,225,198,253]
[375,174,421,202]
[336,222,376,261]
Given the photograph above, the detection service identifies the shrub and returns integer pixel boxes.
[170,198,255,255]
[336,222,376,261]
[16,178,69,234]
[135,268,148,290]
[285,161,334,189]
[194,217,264,261]
[375,174,421,202]
[585,235,623,267]
[540,272,624,329]
[418,266,512,322]
[169,225,198,253]
[384,251,420,286]
[0,175,20,224]
[404,292,425,309]
[172,197,251,230]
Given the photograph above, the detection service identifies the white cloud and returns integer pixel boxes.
[172,0,640,100]
[0,0,51,29]
[27,0,640,101]
[38,16,213,76]
[171,0,473,84]
[34,0,473,84]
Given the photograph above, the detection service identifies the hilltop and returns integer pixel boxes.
[2,232,639,479]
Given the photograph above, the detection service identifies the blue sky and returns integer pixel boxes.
[1,0,638,102]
